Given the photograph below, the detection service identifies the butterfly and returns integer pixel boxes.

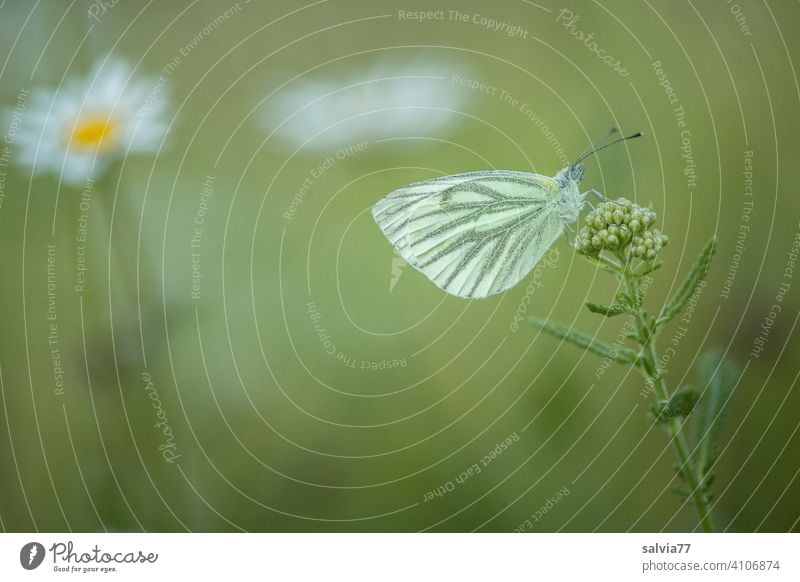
[372,130,641,299]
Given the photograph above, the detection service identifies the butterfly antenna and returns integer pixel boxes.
[576,127,619,160]
[574,131,643,165]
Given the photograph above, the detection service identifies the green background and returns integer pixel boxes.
[0,0,798,532]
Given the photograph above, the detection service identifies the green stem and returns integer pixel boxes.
[624,270,716,532]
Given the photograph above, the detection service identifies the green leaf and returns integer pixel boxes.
[585,301,627,317]
[670,486,690,499]
[650,386,699,424]
[583,254,621,277]
[635,288,646,309]
[529,318,639,366]
[634,259,663,278]
[657,238,717,327]
[692,348,741,475]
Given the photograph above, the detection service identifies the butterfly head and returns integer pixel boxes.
[565,162,585,183]
[558,130,643,221]
[554,162,585,188]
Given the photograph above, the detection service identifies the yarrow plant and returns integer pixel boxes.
[575,199,668,261]
[531,196,737,532]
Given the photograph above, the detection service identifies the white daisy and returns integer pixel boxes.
[13,57,169,185]
[261,58,473,150]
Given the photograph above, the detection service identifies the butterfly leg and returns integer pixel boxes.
[563,222,577,245]
[583,188,608,202]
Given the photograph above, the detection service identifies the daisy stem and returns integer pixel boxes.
[95,180,144,329]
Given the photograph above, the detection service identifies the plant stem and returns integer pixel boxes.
[623,268,716,532]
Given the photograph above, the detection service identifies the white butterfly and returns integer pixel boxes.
[372,130,641,299]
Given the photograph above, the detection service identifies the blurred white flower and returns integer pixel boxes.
[262,58,472,150]
[13,57,169,185]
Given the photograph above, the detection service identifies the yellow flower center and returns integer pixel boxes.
[68,115,119,151]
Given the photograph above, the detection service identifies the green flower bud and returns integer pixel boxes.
[577,197,666,263]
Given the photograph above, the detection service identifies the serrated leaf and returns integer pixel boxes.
[670,486,690,498]
[615,292,633,306]
[529,318,639,366]
[651,386,699,424]
[658,238,717,327]
[634,259,663,278]
[585,301,627,316]
[635,289,646,308]
[583,254,621,277]
[692,348,741,475]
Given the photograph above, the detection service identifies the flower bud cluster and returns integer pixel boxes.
[576,198,668,260]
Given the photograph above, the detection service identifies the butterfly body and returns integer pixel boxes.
[372,162,587,299]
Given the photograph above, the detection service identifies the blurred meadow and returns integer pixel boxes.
[0,0,798,532]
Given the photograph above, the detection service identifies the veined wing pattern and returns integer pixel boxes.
[373,170,566,298]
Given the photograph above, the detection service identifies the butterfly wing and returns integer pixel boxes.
[372,170,566,298]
